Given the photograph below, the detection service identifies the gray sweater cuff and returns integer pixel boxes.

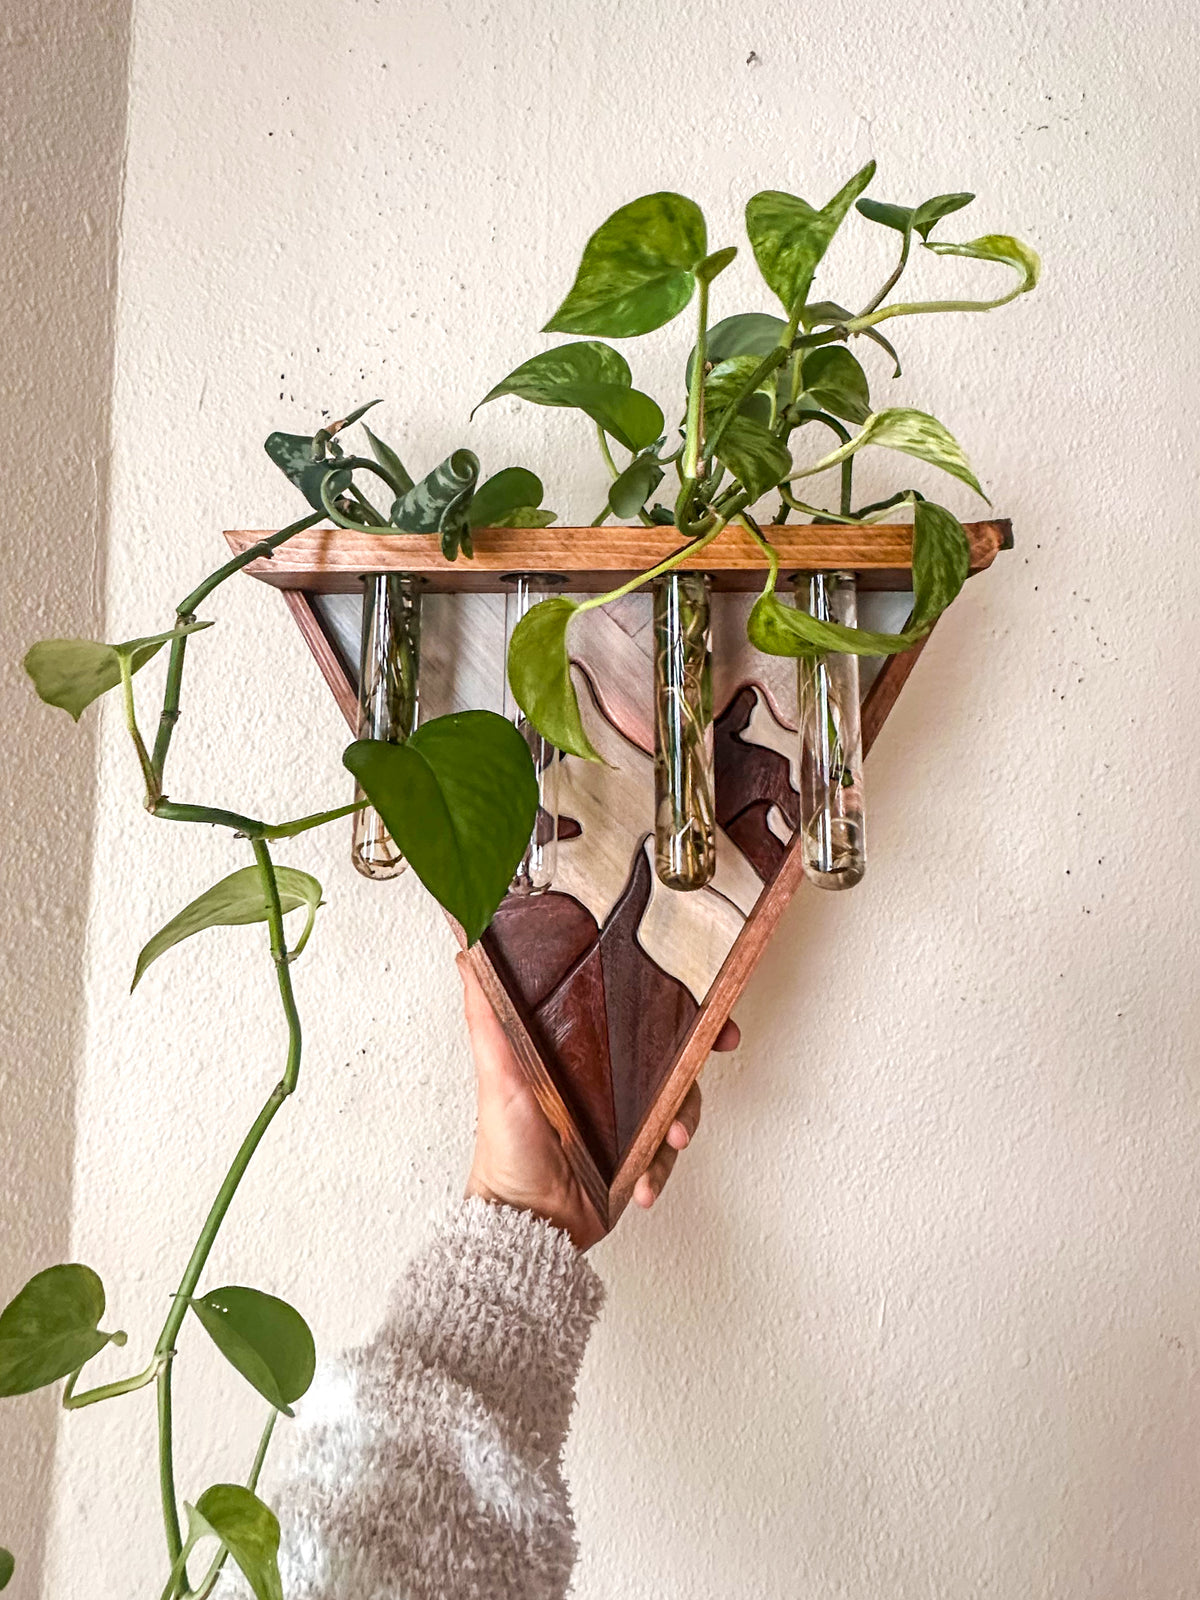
[377,1198,605,1454]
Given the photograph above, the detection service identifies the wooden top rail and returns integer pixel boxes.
[224,520,1011,595]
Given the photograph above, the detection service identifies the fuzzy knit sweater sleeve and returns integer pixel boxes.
[220,1198,605,1600]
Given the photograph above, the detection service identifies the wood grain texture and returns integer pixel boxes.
[598,847,700,1157]
[276,562,959,1231]
[461,937,612,1227]
[225,521,1010,593]
[534,944,619,1178]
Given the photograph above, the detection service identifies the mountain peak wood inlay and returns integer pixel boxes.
[229,523,1008,1229]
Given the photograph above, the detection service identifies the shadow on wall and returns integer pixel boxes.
[0,0,132,1592]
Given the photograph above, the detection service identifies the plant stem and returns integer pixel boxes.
[119,656,160,803]
[174,513,323,621]
[150,799,268,834]
[246,1408,278,1492]
[736,514,781,595]
[348,482,386,526]
[681,276,709,483]
[158,1374,182,1580]
[859,231,912,316]
[778,487,867,525]
[320,473,375,531]
[703,342,788,466]
[842,283,1027,333]
[577,517,728,615]
[157,1533,198,1600]
[62,1352,167,1410]
[595,424,621,481]
[151,838,302,1591]
[853,489,921,518]
[259,799,365,840]
[153,511,324,783]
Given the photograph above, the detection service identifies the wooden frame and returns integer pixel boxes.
[229,521,1008,1231]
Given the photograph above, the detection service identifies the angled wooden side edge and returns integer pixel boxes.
[606,630,934,1221]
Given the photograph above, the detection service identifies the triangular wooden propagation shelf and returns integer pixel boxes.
[227,520,1010,1228]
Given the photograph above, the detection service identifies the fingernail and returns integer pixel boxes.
[670,1121,690,1149]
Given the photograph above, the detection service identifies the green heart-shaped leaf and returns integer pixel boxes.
[187,1486,282,1600]
[0,1548,13,1590]
[746,162,876,314]
[474,343,662,452]
[911,192,975,241]
[476,341,631,410]
[714,414,792,502]
[544,192,707,337]
[855,197,915,234]
[506,596,599,763]
[554,382,664,452]
[0,1264,116,1397]
[748,590,919,659]
[263,431,351,512]
[855,408,986,498]
[796,407,987,500]
[24,621,213,722]
[750,499,971,659]
[924,232,1040,294]
[856,192,973,242]
[344,712,539,944]
[909,500,972,631]
[389,449,480,559]
[132,866,322,991]
[800,347,871,425]
[189,1287,315,1416]
[608,452,664,520]
[469,468,549,529]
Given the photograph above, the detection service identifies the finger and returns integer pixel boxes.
[713,1017,740,1051]
[666,1082,702,1150]
[633,1138,680,1208]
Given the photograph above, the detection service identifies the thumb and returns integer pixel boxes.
[457,954,527,1102]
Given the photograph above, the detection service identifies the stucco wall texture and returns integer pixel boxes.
[3,1,1199,1596]
[0,0,131,1589]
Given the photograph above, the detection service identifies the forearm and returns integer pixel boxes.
[222,1199,604,1600]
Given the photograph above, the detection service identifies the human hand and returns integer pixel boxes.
[460,956,739,1250]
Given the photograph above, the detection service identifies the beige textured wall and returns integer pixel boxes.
[8,1,1200,1596]
[0,2,130,1593]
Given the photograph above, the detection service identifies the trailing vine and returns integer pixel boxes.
[0,162,1037,1598]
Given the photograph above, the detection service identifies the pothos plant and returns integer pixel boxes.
[0,160,1036,1598]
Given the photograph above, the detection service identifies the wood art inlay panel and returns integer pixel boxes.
[234,521,1009,1226]
[315,587,806,1183]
